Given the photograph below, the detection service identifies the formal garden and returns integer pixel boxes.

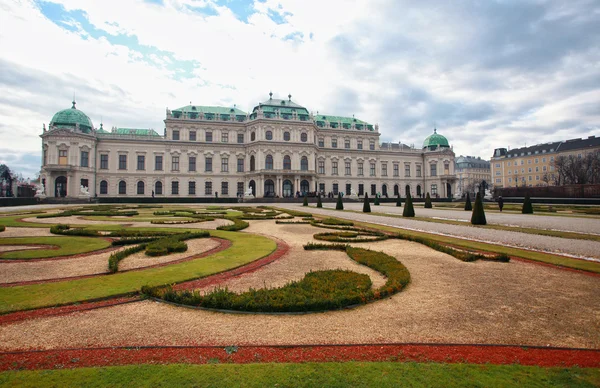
[0,203,599,386]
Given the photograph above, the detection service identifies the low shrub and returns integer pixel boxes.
[275,221,311,224]
[395,231,486,262]
[217,218,249,231]
[150,219,203,225]
[108,244,147,273]
[424,193,433,208]
[275,209,312,218]
[303,196,308,207]
[522,193,534,214]
[490,253,511,262]
[317,218,354,226]
[314,231,388,243]
[464,193,472,211]
[145,231,209,257]
[0,225,5,232]
[346,247,411,298]
[303,243,349,251]
[109,230,175,237]
[111,237,163,246]
[50,224,100,237]
[302,217,314,221]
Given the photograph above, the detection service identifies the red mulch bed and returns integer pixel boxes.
[1,343,598,371]
[173,237,290,291]
[1,238,231,287]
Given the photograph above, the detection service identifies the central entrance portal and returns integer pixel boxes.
[55,176,67,197]
[283,179,293,198]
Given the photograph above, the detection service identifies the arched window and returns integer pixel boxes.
[265,155,273,170]
[155,181,163,195]
[300,180,309,194]
[301,133,307,142]
[99,180,108,195]
[382,184,388,196]
[393,184,399,196]
[137,181,145,195]
[251,132,256,141]
[266,131,273,140]
[283,155,291,170]
[250,155,256,171]
[118,180,127,195]
[405,185,410,197]
[284,132,290,141]
[300,156,308,171]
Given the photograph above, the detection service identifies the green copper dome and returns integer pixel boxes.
[49,101,94,133]
[422,128,449,150]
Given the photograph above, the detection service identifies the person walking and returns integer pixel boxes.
[498,196,504,212]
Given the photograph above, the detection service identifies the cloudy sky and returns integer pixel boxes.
[1,0,599,179]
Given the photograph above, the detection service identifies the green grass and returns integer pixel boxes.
[0,236,111,259]
[0,362,598,387]
[0,231,276,314]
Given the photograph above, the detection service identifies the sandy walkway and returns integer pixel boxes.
[20,216,233,230]
[1,220,598,351]
[0,227,54,238]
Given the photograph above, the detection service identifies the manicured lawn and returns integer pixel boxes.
[0,231,275,314]
[0,362,598,387]
[0,236,111,259]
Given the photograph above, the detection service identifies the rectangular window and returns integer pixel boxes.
[430,163,437,177]
[80,151,89,167]
[43,149,48,165]
[535,166,539,172]
[118,154,127,170]
[393,164,399,177]
[508,178,512,183]
[346,184,351,195]
[528,168,532,173]
[332,138,337,148]
[333,183,339,195]
[189,156,196,172]
[345,162,351,176]
[189,131,196,141]
[318,161,325,174]
[237,182,244,195]
[382,163,387,177]
[318,138,324,147]
[370,142,375,150]
[405,164,410,177]
[495,171,501,175]
[171,156,180,171]
[536,175,540,181]
[508,162,511,166]
[221,182,228,195]
[205,181,212,195]
[542,158,546,163]
[221,133,228,143]
[137,155,145,170]
[416,165,421,177]
[358,163,364,176]
[535,158,538,163]
[528,160,531,164]
[237,158,244,172]
[237,133,244,143]
[542,166,547,171]
[189,181,196,195]
[550,156,554,162]
[221,157,229,172]
[172,130,180,140]
[371,184,376,196]
[357,140,363,150]
[344,139,350,149]
[495,163,500,168]
[358,184,364,196]
[205,157,212,172]
[370,163,376,177]
[155,155,163,170]
[205,132,212,142]
[431,184,437,196]
[100,154,108,169]
[171,181,179,195]
[332,161,338,175]
[444,162,449,174]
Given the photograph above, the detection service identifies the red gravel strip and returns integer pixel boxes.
[173,237,290,291]
[2,238,230,287]
[1,343,598,371]
[0,297,140,325]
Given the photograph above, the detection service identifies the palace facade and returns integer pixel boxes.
[40,93,457,199]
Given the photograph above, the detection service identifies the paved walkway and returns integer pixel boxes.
[275,203,600,260]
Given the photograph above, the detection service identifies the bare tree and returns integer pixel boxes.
[553,151,600,185]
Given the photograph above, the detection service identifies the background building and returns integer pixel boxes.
[454,156,491,198]
[491,136,600,188]
[40,94,457,199]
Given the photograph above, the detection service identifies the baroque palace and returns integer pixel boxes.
[40,93,457,199]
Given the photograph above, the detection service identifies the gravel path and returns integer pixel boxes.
[1,234,597,350]
[275,204,600,260]
[19,216,233,230]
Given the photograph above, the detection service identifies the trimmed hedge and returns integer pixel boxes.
[275,221,311,224]
[146,238,187,257]
[346,247,411,298]
[108,244,147,273]
[316,218,354,226]
[38,210,139,219]
[403,193,415,217]
[0,225,5,232]
[303,243,349,251]
[317,196,323,208]
[522,193,534,214]
[424,193,432,208]
[217,218,249,231]
[363,193,371,213]
[303,196,308,206]
[336,193,344,210]
[464,192,472,211]
[471,192,487,225]
[50,224,100,237]
[314,231,388,243]
[111,237,163,246]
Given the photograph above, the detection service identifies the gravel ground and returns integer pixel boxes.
[1,227,597,350]
[0,227,54,238]
[19,216,232,230]
[274,204,600,260]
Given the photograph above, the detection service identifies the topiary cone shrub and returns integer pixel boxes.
[317,195,323,208]
[464,192,472,211]
[363,193,371,213]
[396,194,402,207]
[424,192,433,208]
[303,195,308,207]
[374,195,380,206]
[522,193,533,214]
[336,193,344,210]
[403,192,415,217]
[470,192,487,225]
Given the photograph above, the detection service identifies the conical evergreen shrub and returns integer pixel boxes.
[470,192,487,225]
[316,195,322,208]
[303,195,308,206]
[424,192,433,208]
[374,194,380,206]
[336,193,344,210]
[403,192,415,217]
[363,193,371,213]
[522,193,533,214]
[464,192,472,211]
[396,194,402,207]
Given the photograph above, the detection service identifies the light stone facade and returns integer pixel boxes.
[40,96,457,199]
